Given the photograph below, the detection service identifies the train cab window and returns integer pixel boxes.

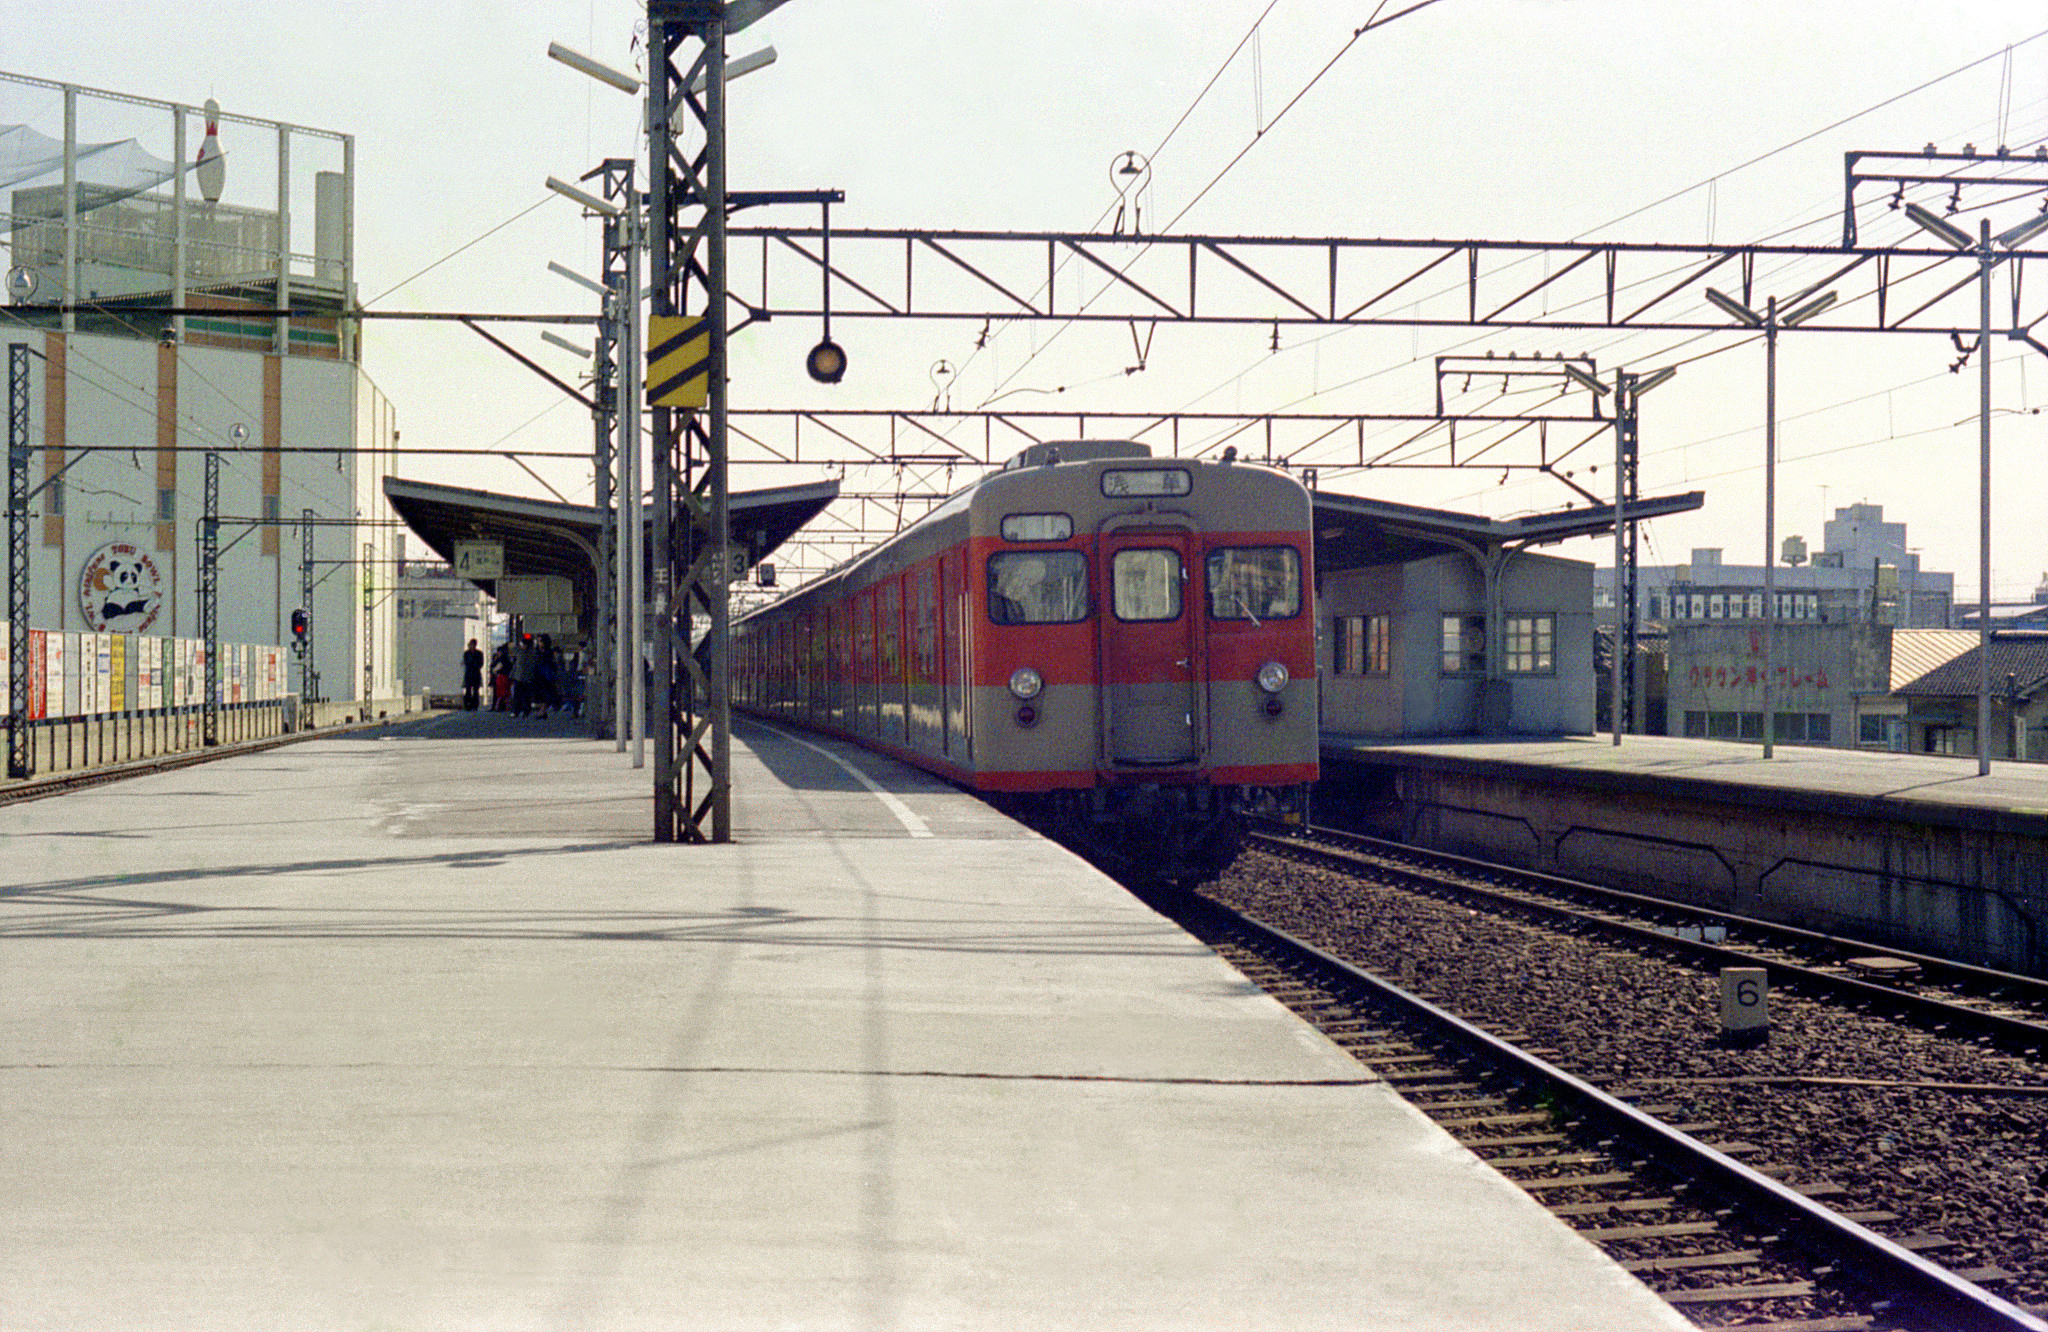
[1111,549,1183,622]
[1206,546,1300,621]
[988,551,1090,624]
[1101,468,1191,497]
[1000,513,1073,542]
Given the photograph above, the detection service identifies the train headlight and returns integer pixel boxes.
[1008,667,1044,700]
[1255,661,1290,694]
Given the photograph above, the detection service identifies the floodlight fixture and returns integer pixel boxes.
[1704,288,1764,327]
[1994,207,2048,250]
[1634,366,1678,394]
[1781,290,1838,328]
[548,260,611,298]
[724,0,795,33]
[546,176,623,218]
[1562,363,1609,395]
[547,42,641,95]
[688,45,777,94]
[542,330,591,358]
[1905,201,1972,250]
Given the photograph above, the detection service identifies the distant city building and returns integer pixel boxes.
[1851,629,1976,752]
[1596,503,1956,632]
[1894,631,2048,760]
[2,73,403,710]
[1664,620,1889,748]
[1956,572,2048,632]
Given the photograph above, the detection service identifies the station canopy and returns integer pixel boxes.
[1311,488,1705,572]
[382,475,839,620]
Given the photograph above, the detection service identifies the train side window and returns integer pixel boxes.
[988,551,1090,624]
[1206,546,1300,620]
[1000,513,1073,542]
[1111,549,1182,622]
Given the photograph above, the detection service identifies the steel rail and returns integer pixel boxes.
[1200,891,2048,1332]
[1253,828,2048,1054]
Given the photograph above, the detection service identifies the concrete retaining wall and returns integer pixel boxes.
[1324,753,2048,978]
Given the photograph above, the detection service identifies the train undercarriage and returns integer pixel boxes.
[1009,779,1311,887]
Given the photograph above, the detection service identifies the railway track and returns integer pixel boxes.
[1146,879,2048,1331]
[1250,827,2048,1058]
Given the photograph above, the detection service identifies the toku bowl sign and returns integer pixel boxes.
[80,541,165,633]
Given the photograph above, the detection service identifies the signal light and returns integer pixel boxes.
[291,608,309,641]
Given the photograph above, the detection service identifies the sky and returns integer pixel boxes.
[11,0,2048,600]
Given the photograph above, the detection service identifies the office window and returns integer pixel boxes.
[1365,614,1390,674]
[1441,614,1486,674]
[1504,614,1554,674]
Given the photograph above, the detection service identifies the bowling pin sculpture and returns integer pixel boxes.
[195,99,225,203]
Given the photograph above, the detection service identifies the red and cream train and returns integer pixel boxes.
[732,440,1317,882]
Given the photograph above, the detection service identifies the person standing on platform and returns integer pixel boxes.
[461,639,485,711]
[511,634,538,716]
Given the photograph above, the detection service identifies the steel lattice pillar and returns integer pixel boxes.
[1614,378,1642,734]
[590,158,634,741]
[300,508,316,702]
[8,344,30,779]
[201,450,220,745]
[648,1,732,843]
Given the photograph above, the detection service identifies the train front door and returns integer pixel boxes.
[1097,527,1199,767]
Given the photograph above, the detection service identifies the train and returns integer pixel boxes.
[732,439,1318,883]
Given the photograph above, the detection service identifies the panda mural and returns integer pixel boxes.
[79,541,165,634]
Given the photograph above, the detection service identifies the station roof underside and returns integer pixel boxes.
[381,475,840,599]
[1311,489,1706,572]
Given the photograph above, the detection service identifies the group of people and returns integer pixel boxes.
[460,634,584,718]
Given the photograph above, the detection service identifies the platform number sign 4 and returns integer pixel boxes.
[453,541,505,580]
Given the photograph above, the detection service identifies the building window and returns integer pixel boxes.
[1647,593,1666,620]
[1504,614,1554,675]
[1366,614,1390,674]
[1441,614,1486,674]
[1709,594,1726,619]
[157,487,176,522]
[1690,594,1706,619]
[1747,592,1764,618]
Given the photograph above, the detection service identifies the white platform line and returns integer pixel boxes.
[751,722,935,838]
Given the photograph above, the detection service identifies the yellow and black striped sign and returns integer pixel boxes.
[648,314,711,410]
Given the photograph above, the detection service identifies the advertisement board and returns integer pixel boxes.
[54,632,74,718]
[28,629,46,719]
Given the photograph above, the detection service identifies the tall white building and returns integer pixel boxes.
[3,72,400,706]
[1596,503,1956,631]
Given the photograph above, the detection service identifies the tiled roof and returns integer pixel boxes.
[1894,633,2048,699]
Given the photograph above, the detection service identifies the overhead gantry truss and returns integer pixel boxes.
[727,226,2048,342]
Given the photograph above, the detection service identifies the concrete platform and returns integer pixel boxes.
[1323,732,2048,975]
[0,710,1688,1330]
[1326,731,2048,830]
